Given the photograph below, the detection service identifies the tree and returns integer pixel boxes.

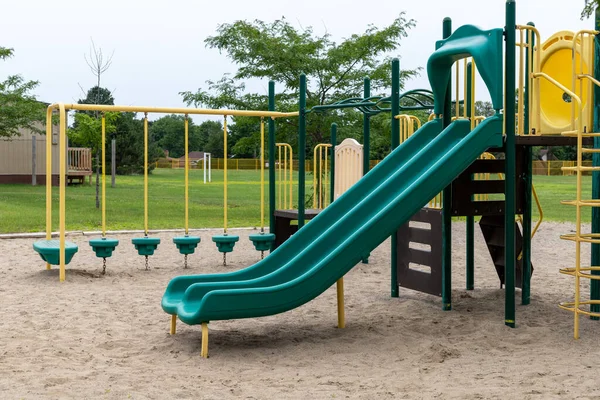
[83,39,114,109]
[70,86,115,208]
[80,39,114,208]
[150,115,205,159]
[77,86,114,110]
[0,47,44,138]
[113,112,162,175]
[475,101,495,118]
[69,111,118,155]
[582,1,597,19]
[196,120,224,157]
[181,16,418,159]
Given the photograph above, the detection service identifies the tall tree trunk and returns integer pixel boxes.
[95,149,100,209]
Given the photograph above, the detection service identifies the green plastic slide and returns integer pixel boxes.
[162,116,502,325]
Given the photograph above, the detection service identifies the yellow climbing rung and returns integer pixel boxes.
[559,301,600,318]
[559,266,600,280]
[561,166,600,172]
[560,199,600,207]
[560,232,600,243]
[561,131,600,137]
[581,148,600,153]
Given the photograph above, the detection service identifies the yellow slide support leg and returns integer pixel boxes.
[170,315,177,335]
[201,322,209,358]
[337,278,345,328]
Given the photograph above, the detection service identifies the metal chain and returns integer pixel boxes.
[145,256,149,271]
[223,253,227,266]
[261,251,265,260]
[102,257,107,275]
[184,254,188,269]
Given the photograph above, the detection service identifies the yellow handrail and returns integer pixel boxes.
[276,143,294,209]
[312,143,332,209]
[516,25,541,135]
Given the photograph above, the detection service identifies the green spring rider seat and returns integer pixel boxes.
[249,232,276,259]
[33,240,79,266]
[173,235,201,268]
[212,234,239,266]
[89,237,119,275]
[132,237,161,270]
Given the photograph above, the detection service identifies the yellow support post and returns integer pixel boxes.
[101,114,106,237]
[223,117,228,233]
[184,115,189,235]
[336,278,345,329]
[201,322,209,358]
[45,107,53,270]
[59,104,66,282]
[170,315,177,335]
[144,113,149,236]
[260,118,265,232]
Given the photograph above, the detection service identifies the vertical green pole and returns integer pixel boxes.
[268,81,276,243]
[522,23,534,305]
[298,74,307,228]
[466,61,475,291]
[591,9,600,319]
[391,58,400,298]
[330,123,337,205]
[442,17,453,310]
[363,77,371,175]
[363,77,372,265]
[504,0,517,328]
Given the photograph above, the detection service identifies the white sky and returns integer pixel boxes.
[1,0,593,121]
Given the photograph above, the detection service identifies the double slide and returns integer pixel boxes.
[162,116,503,325]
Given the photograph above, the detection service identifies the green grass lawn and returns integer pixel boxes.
[0,169,592,234]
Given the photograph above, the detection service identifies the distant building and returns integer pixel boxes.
[178,151,207,167]
[0,119,92,185]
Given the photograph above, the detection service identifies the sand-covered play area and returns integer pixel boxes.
[1,222,599,399]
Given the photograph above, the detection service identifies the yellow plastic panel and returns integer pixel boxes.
[533,31,594,134]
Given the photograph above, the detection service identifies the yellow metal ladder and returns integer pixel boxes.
[538,30,600,339]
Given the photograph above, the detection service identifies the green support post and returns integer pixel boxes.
[298,74,307,228]
[466,61,475,291]
[268,81,276,244]
[330,123,337,205]
[363,77,371,175]
[363,77,371,265]
[390,58,400,298]
[521,23,534,305]
[591,9,600,319]
[441,17,453,310]
[504,0,517,328]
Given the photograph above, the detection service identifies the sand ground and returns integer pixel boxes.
[1,222,600,399]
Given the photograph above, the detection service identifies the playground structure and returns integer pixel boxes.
[32,0,600,357]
